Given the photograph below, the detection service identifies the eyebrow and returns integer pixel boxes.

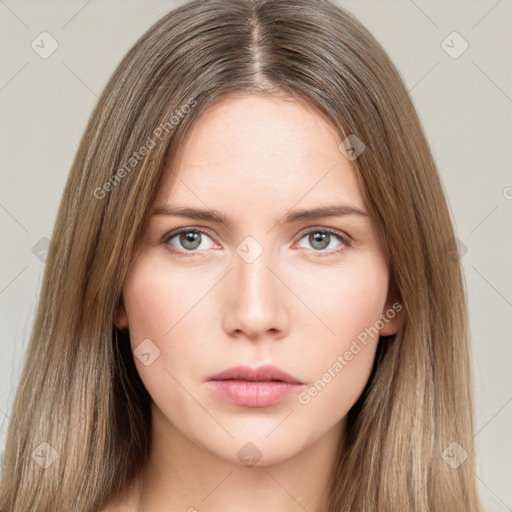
[152,203,368,230]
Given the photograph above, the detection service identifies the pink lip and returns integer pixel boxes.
[206,364,304,408]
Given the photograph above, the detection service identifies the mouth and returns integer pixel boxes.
[206,364,304,407]
[206,364,303,384]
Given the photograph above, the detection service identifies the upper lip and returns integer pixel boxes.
[206,364,303,384]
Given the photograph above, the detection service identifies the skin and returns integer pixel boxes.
[111,93,404,512]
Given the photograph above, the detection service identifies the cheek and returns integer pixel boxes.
[301,253,389,346]
[294,285,382,427]
[123,274,169,341]
[293,258,388,417]
[295,343,377,433]
[123,252,198,342]
[121,254,214,393]
[121,258,188,414]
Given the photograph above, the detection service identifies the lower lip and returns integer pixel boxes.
[208,380,302,407]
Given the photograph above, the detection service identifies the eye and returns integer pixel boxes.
[163,228,217,256]
[294,228,351,256]
[162,226,352,258]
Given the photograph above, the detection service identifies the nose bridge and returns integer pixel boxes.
[223,236,287,338]
[235,239,277,311]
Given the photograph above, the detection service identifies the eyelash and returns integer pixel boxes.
[162,227,352,258]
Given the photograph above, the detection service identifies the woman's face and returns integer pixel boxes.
[117,94,402,467]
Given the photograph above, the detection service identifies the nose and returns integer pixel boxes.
[221,244,290,341]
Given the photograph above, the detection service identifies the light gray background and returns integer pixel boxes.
[1,0,511,510]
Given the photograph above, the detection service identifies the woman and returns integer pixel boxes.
[0,0,483,510]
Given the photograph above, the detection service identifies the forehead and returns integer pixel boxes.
[155,94,366,214]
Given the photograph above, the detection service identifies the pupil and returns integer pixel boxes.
[311,232,329,250]
[181,231,200,250]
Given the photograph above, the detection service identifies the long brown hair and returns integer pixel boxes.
[0,0,482,510]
